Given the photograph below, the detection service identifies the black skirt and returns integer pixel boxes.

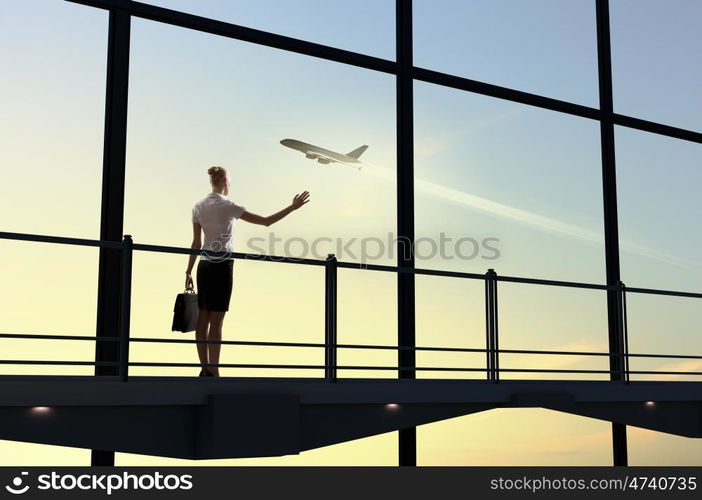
[196,259,234,312]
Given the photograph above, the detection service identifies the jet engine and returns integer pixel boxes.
[305,153,318,159]
[317,158,330,164]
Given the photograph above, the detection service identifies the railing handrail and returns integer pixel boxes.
[2,230,701,299]
[0,358,699,377]
[2,331,701,360]
[3,229,701,381]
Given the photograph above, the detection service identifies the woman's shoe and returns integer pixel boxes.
[199,367,210,377]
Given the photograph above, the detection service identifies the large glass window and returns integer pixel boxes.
[3,0,701,467]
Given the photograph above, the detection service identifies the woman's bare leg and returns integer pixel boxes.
[207,311,226,376]
[195,308,210,371]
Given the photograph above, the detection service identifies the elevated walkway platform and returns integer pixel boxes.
[1,376,700,459]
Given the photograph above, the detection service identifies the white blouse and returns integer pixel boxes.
[191,192,246,261]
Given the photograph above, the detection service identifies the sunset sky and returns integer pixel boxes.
[1,0,700,465]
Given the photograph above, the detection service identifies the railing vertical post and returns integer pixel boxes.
[618,281,630,383]
[493,270,500,382]
[485,268,499,381]
[119,235,133,382]
[324,254,337,382]
[484,271,492,380]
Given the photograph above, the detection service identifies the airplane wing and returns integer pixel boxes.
[314,152,362,170]
[309,152,337,165]
[300,145,363,170]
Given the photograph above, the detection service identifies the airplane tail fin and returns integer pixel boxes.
[346,145,368,159]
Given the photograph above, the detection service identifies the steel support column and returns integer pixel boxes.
[396,0,416,467]
[92,8,131,466]
[596,0,628,466]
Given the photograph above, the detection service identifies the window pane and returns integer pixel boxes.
[142,0,395,60]
[0,0,106,237]
[414,82,605,284]
[126,18,396,256]
[616,127,702,292]
[611,0,702,132]
[414,0,599,105]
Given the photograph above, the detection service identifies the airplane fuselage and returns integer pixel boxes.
[280,139,363,166]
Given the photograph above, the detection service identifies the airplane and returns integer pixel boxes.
[280,138,367,170]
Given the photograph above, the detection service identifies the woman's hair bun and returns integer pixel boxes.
[207,166,227,186]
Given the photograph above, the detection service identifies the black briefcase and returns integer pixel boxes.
[171,288,199,333]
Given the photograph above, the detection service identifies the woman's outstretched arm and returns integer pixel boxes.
[240,191,310,227]
[185,222,202,289]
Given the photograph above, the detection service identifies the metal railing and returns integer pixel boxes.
[2,230,702,383]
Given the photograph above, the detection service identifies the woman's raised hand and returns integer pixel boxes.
[291,191,310,210]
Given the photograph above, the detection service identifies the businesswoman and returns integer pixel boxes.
[185,166,310,377]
